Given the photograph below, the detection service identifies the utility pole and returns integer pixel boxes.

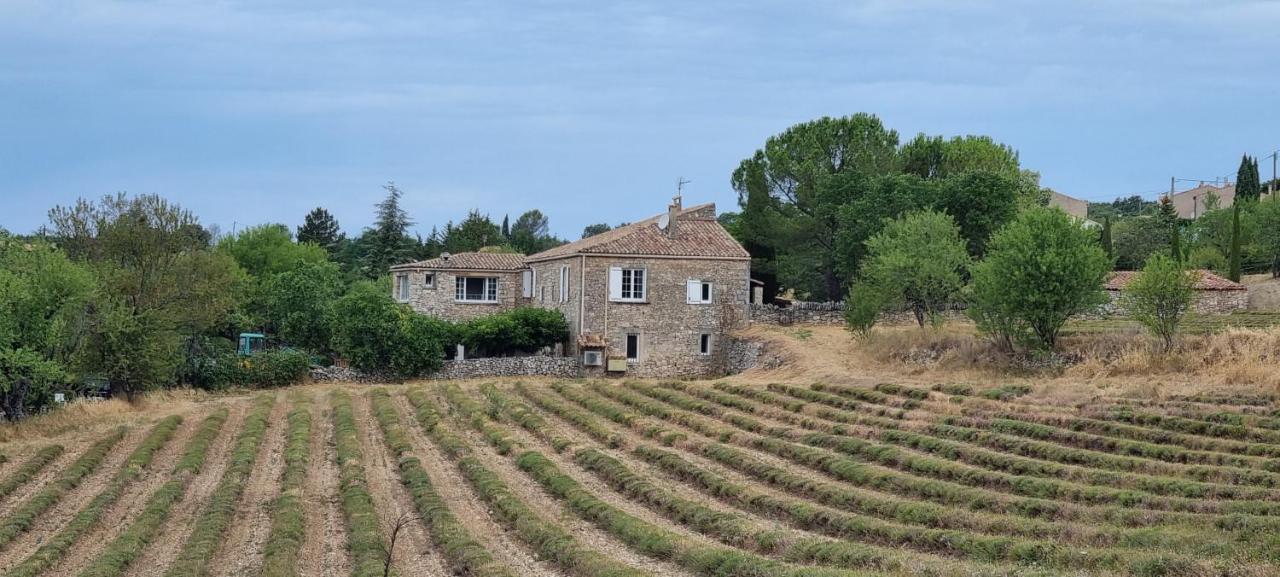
[1170,176,1175,198]
[1267,150,1279,195]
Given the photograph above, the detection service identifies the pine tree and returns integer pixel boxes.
[1100,216,1114,259]
[1228,203,1242,282]
[296,207,343,252]
[364,182,415,277]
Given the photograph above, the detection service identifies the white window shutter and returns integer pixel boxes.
[686,280,700,303]
[608,267,623,301]
[521,270,533,298]
[559,266,568,302]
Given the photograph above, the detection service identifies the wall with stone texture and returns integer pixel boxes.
[575,255,751,378]
[750,302,844,325]
[1103,289,1249,315]
[397,268,526,322]
[428,355,581,380]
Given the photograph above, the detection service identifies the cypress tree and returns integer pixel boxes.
[501,214,510,239]
[1228,203,1243,282]
[1237,154,1262,203]
[1170,222,1182,262]
[1100,216,1114,259]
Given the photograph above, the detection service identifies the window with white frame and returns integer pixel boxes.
[686,279,713,304]
[699,333,712,355]
[609,267,646,302]
[626,333,641,361]
[455,276,498,302]
[395,273,410,302]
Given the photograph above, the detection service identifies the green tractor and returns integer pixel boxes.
[237,332,267,357]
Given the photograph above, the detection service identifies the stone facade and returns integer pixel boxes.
[394,268,526,322]
[750,302,844,325]
[1104,289,1249,315]
[429,355,581,380]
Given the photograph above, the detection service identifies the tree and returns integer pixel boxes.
[967,208,1111,351]
[1254,196,1280,277]
[1236,155,1262,204]
[1113,217,1172,270]
[363,183,416,278]
[898,134,1020,180]
[731,114,901,299]
[934,171,1021,257]
[261,260,344,353]
[849,210,969,328]
[443,210,502,253]
[48,193,240,400]
[582,223,612,239]
[0,235,94,419]
[1170,221,1183,262]
[509,209,560,254]
[1122,255,1197,352]
[1100,216,1114,259]
[501,214,510,239]
[1228,203,1243,282]
[218,224,328,277]
[296,207,344,252]
[330,281,450,377]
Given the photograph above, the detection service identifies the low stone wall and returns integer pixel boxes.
[428,355,581,380]
[311,355,581,383]
[723,336,783,374]
[751,302,844,325]
[1102,290,1250,316]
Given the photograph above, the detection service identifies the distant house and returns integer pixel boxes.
[1049,191,1089,220]
[391,198,751,377]
[1168,181,1234,219]
[1105,270,1248,314]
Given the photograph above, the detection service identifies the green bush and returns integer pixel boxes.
[967,207,1111,350]
[848,210,970,329]
[185,349,311,390]
[331,281,453,377]
[1121,255,1197,352]
[462,307,568,357]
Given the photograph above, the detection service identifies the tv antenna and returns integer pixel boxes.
[676,177,691,202]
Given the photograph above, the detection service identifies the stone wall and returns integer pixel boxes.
[750,302,844,325]
[311,355,581,383]
[1103,289,1249,315]
[723,335,783,374]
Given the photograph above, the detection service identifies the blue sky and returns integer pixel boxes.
[2,1,1278,240]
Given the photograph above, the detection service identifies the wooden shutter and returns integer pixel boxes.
[521,270,533,298]
[608,267,623,301]
[686,280,700,303]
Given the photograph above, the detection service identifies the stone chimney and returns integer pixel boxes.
[666,195,682,238]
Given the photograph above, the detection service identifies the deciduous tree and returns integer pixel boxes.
[848,210,969,328]
[1122,255,1196,352]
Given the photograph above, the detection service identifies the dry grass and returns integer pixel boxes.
[0,389,214,445]
[735,322,1280,403]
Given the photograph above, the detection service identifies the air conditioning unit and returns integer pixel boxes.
[582,351,603,366]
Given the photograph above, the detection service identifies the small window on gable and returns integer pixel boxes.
[395,273,410,302]
[699,333,712,355]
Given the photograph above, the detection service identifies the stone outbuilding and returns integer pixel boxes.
[1105,269,1249,314]
[391,198,752,378]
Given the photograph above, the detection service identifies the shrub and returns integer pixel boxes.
[185,349,311,390]
[849,210,970,329]
[462,307,568,357]
[967,207,1111,350]
[1121,255,1197,352]
[1185,245,1227,274]
[331,281,452,377]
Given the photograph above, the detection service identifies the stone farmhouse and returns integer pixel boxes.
[390,198,751,377]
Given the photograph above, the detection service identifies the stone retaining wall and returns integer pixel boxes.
[750,302,844,325]
[723,336,783,374]
[428,355,581,380]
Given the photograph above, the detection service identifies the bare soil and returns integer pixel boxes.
[297,389,351,577]
[212,393,289,577]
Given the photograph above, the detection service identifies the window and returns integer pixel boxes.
[559,265,570,303]
[609,267,646,302]
[687,279,713,304]
[626,333,640,361]
[423,273,435,289]
[455,276,498,302]
[395,273,410,302]
[699,334,712,355]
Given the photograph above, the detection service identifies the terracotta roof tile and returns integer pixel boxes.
[1106,270,1245,291]
[527,202,749,261]
[392,252,527,271]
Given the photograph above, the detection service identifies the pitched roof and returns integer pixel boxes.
[391,252,527,271]
[1106,270,1246,291]
[526,202,749,262]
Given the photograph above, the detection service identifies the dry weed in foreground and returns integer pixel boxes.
[0,389,208,444]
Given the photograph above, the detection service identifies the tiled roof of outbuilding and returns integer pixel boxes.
[1106,270,1246,291]
[391,252,527,271]
[526,203,749,261]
